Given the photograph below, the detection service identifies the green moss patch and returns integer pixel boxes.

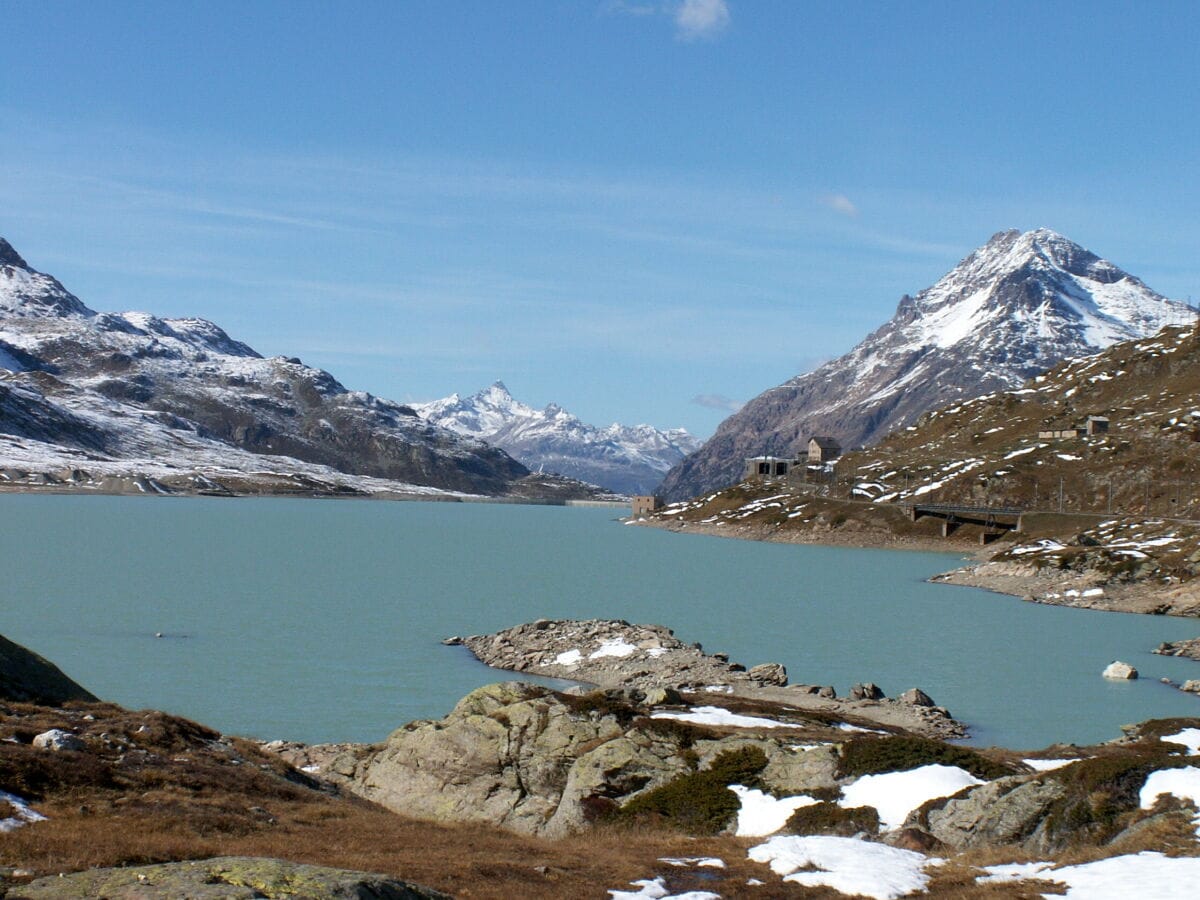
[784,802,880,837]
[837,736,1015,781]
[618,746,769,835]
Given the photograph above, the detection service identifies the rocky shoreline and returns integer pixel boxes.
[639,515,1200,620]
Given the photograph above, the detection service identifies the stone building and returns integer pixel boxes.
[807,436,841,463]
[631,495,663,517]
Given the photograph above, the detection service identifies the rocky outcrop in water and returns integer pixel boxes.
[11,856,448,899]
[0,632,97,706]
[1155,637,1200,661]
[457,618,965,739]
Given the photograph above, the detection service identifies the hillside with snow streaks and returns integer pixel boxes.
[659,228,1193,501]
[0,237,604,500]
[415,382,700,495]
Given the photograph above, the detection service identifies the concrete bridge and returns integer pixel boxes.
[905,503,1024,542]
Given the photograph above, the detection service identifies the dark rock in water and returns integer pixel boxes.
[14,856,448,898]
[849,682,886,701]
[0,632,97,705]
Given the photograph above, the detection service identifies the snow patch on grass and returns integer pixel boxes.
[748,835,936,899]
[839,765,983,830]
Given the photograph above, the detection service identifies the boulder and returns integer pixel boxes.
[15,856,447,898]
[918,776,1067,851]
[352,680,843,836]
[849,682,886,701]
[1102,661,1138,680]
[898,688,935,707]
[1181,680,1200,694]
[354,682,688,836]
[0,633,98,705]
[32,728,86,752]
[747,663,789,686]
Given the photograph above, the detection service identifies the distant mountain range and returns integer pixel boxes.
[0,237,603,500]
[415,382,700,495]
[659,228,1194,501]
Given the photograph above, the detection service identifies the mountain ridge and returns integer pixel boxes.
[0,238,604,500]
[659,228,1193,501]
[415,381,700,495]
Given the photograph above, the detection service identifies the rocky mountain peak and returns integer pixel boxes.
[0,237,30,270]
[660,229,1191,501]
[415,382,700,495]
[0,238,94,319]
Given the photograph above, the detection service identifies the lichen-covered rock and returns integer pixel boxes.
[0,633,97,706]
[355,682,643,836]
[917,775,1067,851]
[352,681,842,836]
[13,856,448,898]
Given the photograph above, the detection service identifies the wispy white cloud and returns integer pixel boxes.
[603,0,730,41]
[674,0,730,40]
[691,393,743,412]
[820,193,859,218]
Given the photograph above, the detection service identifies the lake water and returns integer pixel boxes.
[3,494,1199,750]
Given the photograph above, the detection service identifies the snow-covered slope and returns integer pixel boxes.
[660,228,1194,501]
[415,382,700,495]
[0,237,589,499]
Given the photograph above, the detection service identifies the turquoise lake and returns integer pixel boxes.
[3,494,1199,749]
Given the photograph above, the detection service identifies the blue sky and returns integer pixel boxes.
[2,1,1198,437]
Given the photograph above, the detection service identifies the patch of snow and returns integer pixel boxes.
[976,861,1054,884]
[590,638,638,659]
[650,706,786,729]
[731,785,820,837]
[0,789,47,832]
[608,877,720,900]
[554,649,583,667]
[839,765,983,830]
[1023,758,1079,773]
[1160,727,1200,755]
[748,835,936,900]
[1034,851,1200,899]
[658,858,726,869]
[1139,767,1200,835]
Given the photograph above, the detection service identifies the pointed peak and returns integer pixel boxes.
[486,379,511,396]
[0,238,30,270]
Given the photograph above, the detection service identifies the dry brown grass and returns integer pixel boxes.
[3,700,1197,898]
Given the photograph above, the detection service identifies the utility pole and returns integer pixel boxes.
[1058,477,1064,514]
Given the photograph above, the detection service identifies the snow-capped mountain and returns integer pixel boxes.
[659,228,1194,501]
[415,382,700,495]
[0,237,602,499]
